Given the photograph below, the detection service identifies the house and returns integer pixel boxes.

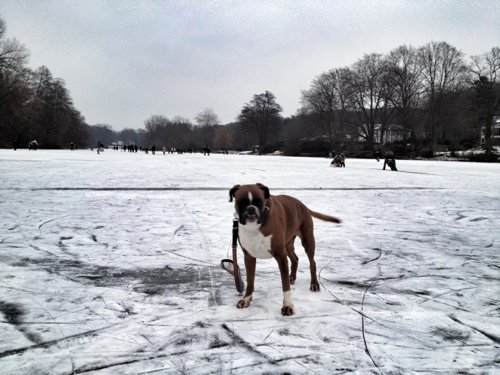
[358,124,408,144]
[375,124,406,143]
[480,116,500,146]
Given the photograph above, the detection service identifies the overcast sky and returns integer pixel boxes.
[1,0,499,130]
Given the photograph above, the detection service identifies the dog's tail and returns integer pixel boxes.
[309,210,342,223]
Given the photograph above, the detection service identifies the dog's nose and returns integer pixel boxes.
[244,205,260,223]
[246,206,258,214]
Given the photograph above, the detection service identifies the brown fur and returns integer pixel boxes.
[230,184,341,316]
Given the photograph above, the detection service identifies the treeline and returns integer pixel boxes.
[1,14,499,158]
[142,43,500,158]
[0,18,88,149]
[299,43,500,157]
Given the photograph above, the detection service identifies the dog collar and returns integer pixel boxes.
[261,206,270,224]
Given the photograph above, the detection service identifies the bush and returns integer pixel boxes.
[420,149,434,158]
[467,153,499,163]
[388,142,408,158]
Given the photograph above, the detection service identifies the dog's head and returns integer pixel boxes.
[229,183,270,225]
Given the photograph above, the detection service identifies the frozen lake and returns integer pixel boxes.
[0,149,499,374]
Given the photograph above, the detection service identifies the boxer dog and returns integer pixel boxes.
[229,183,341,316]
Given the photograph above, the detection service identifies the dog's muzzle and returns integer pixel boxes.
[242,205,261,224]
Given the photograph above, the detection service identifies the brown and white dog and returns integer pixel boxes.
[229,183,341,316]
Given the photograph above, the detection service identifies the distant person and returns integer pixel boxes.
[383,151,397,171]
[29,140,38,151]
[70,142,75,151]
[374,150,380,162]
[152,144,156,155]
[330,153,345,167]
[339,153,345,167]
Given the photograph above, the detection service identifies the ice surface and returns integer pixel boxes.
[0,149,499,374]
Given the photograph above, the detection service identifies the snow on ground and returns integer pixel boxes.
[0,149,499,374]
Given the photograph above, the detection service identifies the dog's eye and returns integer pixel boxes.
[238,199,250,210]
[253,198,263,207]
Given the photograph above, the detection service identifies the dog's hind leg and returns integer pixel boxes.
[300,220,320,292]
[286,237,299,285]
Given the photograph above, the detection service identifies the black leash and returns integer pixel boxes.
[221,216,244,294]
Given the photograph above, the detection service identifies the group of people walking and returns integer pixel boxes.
[95,142,217,156]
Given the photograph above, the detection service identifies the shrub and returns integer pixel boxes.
[467,153,499,163]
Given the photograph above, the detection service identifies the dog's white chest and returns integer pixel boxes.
[238,224,273,259]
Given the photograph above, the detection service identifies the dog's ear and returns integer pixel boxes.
[229,184,240,202]
[256,183,270,199]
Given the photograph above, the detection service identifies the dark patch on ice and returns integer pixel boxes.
[433,326,471,342]
[209,334,229,349]
[71,349,190,373]
[454,212,467,221]
[22,257,212,295]
[470,217,487,222]
[335,280,370,288]
[392,170,437,175]
[0,301,42,344]
[398,289,432,296]
[0,301,24,325]
[449,315,500,344]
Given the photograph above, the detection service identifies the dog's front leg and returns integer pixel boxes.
[236,251,255,308]
[275,254,294,316]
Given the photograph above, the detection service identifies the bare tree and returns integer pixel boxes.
[332,67,355,146]
[470,47,500,83]
[301,67,355,151]
[0,17,32,147]
[350,53,395,147]
[469,47,500,154]
[194,108,220,127]
[301,70,338,150]
[418,41,468,153]
[144,115,169,146]
[0,18,29,73]
[386,45,424,142]
[238,91,282,148]
[119,128,144,146]
[301,73,335,145]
